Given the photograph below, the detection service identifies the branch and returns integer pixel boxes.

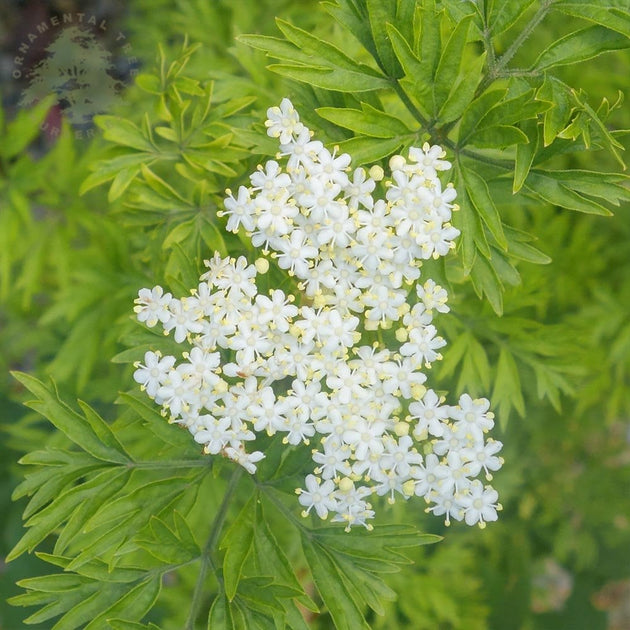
[184,466,243,630]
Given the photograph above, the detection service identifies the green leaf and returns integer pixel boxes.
[458,89,508,144]
[387,23,425,81]
[94,116,154,152]
[275,18,376,73]
[136,514,200,565]
[253,502,317,612]
[569,89,626,168]
[438,51,486,125]
[419,0,442,80]
[7,467,126,562]
[208,593,235,630]
[492,347,526,427]
[2,95,56,159]
[540,170,630,205]
[118,391,200,452]
[533,25,630,70]
[140,164,189,204]
[469,256,504,316]
[335,136,403,164]
[524,171,613,215]
[84,576,161,630]
[513,119,539,193]
[536,75,572,147]
[366,0,402,77]
[503,226,551,265]
[553,2,630,38]
[461,167,507,250]
[11,373,130,464]
[316,104,410,138]
[301,537,370,630]
[469,125,529,148]
[267,64,390,92]
[433,15,473,113]
[489,0,536,34]
[220,496,255,601]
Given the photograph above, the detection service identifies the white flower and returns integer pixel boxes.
[407,142,452,179]
[225,446,265,474]
[409,389,449,438]
[265,98,304,144]
[459,480,501,528]
[133,351,175,397]
[132,100,504,532]
[255,289,298,332]
[134,286,172,327]
[298,474,338,519]
[220,185,255,232]
[275,229,317,278]
[343,167,375,210]
[417,279,449,314]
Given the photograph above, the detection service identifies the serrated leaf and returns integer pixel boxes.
[514,119,539,193]
[253,501,318,612]
[419,0,442,79]
[267,64,390,92]
[537,75,572,147]
[433,15,473,113]
[2,95,56,159]
[7,467,124,562]
[459,89,508,144]
[140,164,189,204]
[108,167,142,203]
[492,347,526,426]
[533,25,630,70]
[469,256,503,316]
[136,514,200,565]
[95,116,154,152]
[11,373,129,464]
[335,136,403,164]
[553,2,630,38]
[220,496,255,601]
[461,167,507,250]
[302,538,370,630]
[570,89,626,168]
[208,593,235,630]
[366,0,401,77]
[316,105,409,138]
[469,125,528,148]
[541,170,630,205]
[438,51,486,124]
[504,229,551,265]
[84,576,161,630]
[387,23,425,81]
[524,171,613,215]
[118,391,200,452]
[489,0,536,34]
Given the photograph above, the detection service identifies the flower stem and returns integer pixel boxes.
[184,466,243,630]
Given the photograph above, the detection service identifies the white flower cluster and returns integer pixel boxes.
[133,98,503,531]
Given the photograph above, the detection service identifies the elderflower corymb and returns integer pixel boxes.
[132,98,504,532]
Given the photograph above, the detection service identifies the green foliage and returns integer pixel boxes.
[7,374,435,628]
[2,1,630,629]
[246,0,629,316]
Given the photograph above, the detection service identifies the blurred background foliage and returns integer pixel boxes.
[1,0,629,628]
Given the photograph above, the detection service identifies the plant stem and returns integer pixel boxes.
[184,466,243,630]
[477,0,553,93]
[392,79,430,131]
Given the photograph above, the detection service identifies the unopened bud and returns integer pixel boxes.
[255,257,269,274]
[368,164,385,181]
